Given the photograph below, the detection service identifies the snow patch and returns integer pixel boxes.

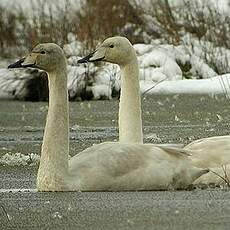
[87,84,112,100]
[140,74,230,95]
[0,152,40,166]
[1,34,230,100]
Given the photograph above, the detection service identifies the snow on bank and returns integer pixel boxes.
[0,152,76,166]
[135,0,230,15]
[0,68,40,100]
[0,0,81,15]
[0,152,40,166]
[1,36,230,100]
[0,68,29,99]
[140,74,230,95]
[66,38,230,98]
[170,0,230,15]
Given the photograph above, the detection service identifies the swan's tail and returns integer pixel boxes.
[191,168,209,182]
[158,146,192,157]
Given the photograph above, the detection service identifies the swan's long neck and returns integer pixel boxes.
[119,56,143,144]
[37,67,69,189]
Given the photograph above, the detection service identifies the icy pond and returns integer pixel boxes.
[1,95,230,229]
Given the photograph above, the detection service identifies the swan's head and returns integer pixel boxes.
[78,36,136,66]
[8,43,66,72]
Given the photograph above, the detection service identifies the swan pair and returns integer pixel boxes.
[79,36,230,185]
[8,39,208,191]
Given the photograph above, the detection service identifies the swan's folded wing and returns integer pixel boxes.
[70,142,192,178]
[69,142,149,179]
[69,142,209,191]
[155,143,185,148]
[156,146,192,157]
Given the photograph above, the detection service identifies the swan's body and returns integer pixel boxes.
[184,136,230,184]
[8,42,208,191]
[69,142,208,191]
[83,36,229,185]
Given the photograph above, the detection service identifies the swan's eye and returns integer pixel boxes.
[41,51,46,54]
[109,45,114,48]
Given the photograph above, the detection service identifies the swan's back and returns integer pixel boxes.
[69,142,208,191]
[184,135,230,168]
[184,135,230,185]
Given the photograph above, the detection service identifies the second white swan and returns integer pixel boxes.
[79,36,229,185]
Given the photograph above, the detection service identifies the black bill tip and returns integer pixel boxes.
[77,50,105,64]
[8,58,36,69]
[77,57,88,64]
[77,52,94,64]
[8,58,26,69]
[77,56,105,63]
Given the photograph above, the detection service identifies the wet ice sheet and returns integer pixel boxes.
[1,95,230,161]
[0,95,230,229]
[1,189,230,230]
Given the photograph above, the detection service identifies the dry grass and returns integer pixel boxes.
[0,0,81,57]
[76,0,144,50]
[210,165,230,187]
[0,0,144,57]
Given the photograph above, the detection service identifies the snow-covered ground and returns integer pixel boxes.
[1,33,230,100]
[3,0,228,12]
[0,68,35,100]
[171,0,230,14]
[140,74,230,96]
[0,0,229,101]
[131,0,230,14]
[0,0,81,11]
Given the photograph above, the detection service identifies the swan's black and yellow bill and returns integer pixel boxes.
[77,52,94,63]
[8,58,26,69]
[8,57,36,69]
[78,50,105,63]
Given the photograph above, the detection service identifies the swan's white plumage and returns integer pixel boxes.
[84,36,143,144]
[94,36,230,186]
[82,35,230,186]
[8,41,208,191]
[76,36,208,189]
[69,142,207,191]
[184,136,230,184]
[89,36,227,186]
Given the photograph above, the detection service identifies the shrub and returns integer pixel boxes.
[75,0,145,50]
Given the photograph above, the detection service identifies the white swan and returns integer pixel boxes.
[78,36,185,148]
[78,37,143,144]
[8,43,208,191]
[79,36,229,185]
